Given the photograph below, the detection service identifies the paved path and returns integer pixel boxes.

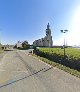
[0,50,80,92]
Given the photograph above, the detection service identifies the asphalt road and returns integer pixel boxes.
[0,50,80,92]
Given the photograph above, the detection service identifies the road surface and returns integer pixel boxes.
[0,50,80,92]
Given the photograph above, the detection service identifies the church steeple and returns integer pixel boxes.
[46,23,51,36]
[33,23,53,47]
[47,23,50,30]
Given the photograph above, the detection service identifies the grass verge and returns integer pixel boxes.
[32,54,80,78]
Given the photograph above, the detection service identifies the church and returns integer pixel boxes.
[33,23,53,47]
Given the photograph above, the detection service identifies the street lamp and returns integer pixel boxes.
[60,30,68,58]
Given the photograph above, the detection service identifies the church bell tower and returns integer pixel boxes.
[45,23,53,47]
[46,23,51,36]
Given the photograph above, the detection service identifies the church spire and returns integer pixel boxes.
[46,23,51,36]
[47,23,50,29]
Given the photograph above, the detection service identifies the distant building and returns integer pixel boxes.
[16,41,22,48]
[16,40,29,48]
[1,44,14,50]
[33,23,53,47]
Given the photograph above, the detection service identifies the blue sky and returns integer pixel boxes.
[0,0,80,45]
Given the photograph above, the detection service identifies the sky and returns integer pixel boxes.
[0,0,80,46]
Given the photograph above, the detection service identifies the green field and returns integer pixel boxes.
[39,47,80,58]
[34,47,80,71]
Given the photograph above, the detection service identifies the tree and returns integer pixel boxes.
[22,41,30,49]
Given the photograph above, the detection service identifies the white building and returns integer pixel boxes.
[16,41,22,48]
[16,40,29,48]
[33,23,53,47]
